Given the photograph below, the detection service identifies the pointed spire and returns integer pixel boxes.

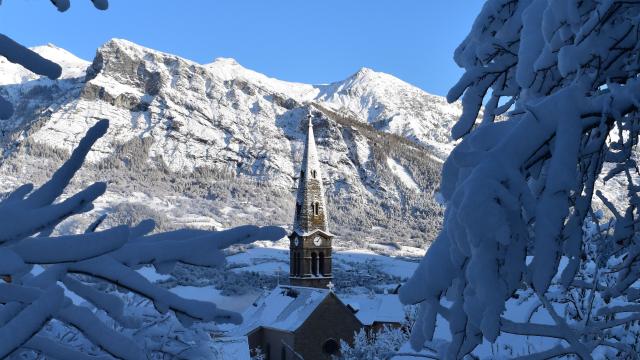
[293,111,329,235]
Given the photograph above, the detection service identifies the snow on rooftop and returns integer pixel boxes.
[340,294,405,326]
[230,286,330,335]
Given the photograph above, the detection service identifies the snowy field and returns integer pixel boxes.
[130,237,424,316]
[226,238,423,289]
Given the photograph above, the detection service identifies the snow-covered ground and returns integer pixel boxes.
[226,238,423,282]
[132,236,423,313]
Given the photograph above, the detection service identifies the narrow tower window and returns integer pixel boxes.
[313,202,319,215]
[311,253,318,276]
[292,252,298,276]
[312,170,317,178]
[319,252,325,276]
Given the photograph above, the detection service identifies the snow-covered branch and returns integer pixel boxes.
[402,0,640,357]
[0,121,287,359]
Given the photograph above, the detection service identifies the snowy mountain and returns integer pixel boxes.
[0,39,456,246]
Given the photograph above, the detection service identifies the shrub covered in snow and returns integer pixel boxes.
[339,325,409,360]
[401,1,640,358]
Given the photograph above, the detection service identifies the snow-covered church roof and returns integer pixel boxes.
[228,286,406,338]
[340,294,405,326]
[230,286,332,335]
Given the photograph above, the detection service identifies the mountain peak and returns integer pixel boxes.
[211,57,240,66]
[31,43,63,51]
[99,38,156,58]
[97,38,193,65]
[0,43,90,83]
[29,43,89,66]
[102,38,138,49]
[355,67,375,76]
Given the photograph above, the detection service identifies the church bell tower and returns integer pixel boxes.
[289,112,334,289]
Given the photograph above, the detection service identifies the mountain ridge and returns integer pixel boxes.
[0,38,452,247]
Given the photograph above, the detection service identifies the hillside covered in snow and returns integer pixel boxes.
[0,39,459,247]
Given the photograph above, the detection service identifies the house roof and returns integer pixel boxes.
[340,294,406,326]
[231,285,331,335]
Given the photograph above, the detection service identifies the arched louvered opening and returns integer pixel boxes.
[319,252,325,276]
[311,252,318,276]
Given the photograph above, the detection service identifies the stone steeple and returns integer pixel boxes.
[293,113,328,234]
[290,112,333,288]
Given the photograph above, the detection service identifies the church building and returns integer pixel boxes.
[230,112,405,359]
[289,113,334,289]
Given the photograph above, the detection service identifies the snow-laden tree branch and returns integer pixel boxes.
[401,0,640,358]
[48,0,108,12]
[0,120,287,359]
[0,0,107,119]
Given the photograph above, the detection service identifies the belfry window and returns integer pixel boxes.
[311,253,318,276]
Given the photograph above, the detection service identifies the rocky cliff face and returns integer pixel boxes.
[0,39,457,247]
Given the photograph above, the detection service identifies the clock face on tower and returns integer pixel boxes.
[313,236,322,246]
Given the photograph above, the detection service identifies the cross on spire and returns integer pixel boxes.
[326,281,335,292]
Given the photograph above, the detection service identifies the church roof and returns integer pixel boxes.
[293,113,329,235]
[231,285,332,335]
[340,294,406,326]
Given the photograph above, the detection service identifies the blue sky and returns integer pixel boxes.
[0,1,483,96]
